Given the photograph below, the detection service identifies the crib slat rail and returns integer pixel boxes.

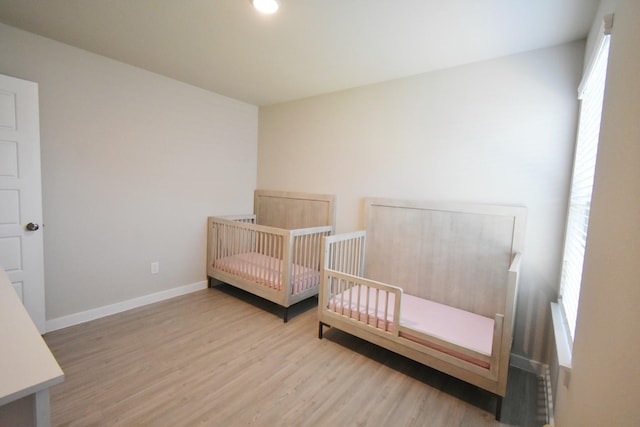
[289,226,334,298]
[319,231,369,333]
[208,216,287,286]
[219,214,257,223]
[321,270,402,336]
[208,216,332,316]
[323,231,366,277]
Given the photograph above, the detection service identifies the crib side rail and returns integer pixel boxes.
[322,231,367,276]
[484,251,522,391]
[218,214,256,224]
[286,225,334,295]
[207,216,289,278]
[321,269,402,336]
[494,252,523,393]
[505,252,522,331]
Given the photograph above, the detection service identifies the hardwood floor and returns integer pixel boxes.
[44,285,546,427]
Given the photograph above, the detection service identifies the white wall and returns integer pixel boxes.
[555,0,640,425]
[258,42,585,361]
[0,23,258,323]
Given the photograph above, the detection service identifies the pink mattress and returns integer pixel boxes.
[329,285,494,368]
[214,252,320,294]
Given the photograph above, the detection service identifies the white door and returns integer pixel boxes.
[0,74,45,333]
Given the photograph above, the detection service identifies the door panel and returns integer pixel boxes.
[0,74,45,332]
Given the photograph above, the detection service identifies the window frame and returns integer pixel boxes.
[557,14,612,347]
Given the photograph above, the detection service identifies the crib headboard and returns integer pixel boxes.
[254,190,336,230]
[363,198,526,318]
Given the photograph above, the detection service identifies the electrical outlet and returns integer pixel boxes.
[151,262,159,274]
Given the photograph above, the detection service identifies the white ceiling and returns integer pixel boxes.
[0,0,599,106]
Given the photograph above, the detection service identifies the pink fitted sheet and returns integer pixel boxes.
[214,252,319,294]
[328,285,494,368]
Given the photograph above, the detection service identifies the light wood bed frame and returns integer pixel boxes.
[207,190,336,321]
[318,198,526,419]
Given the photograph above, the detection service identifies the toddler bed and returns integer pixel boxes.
[208,190,336,321]
[318,198,526,419]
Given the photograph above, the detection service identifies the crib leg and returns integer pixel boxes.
[283,307,289,323]
[495,395,503,421]
[207,277,212,288]
[318,322,329,339]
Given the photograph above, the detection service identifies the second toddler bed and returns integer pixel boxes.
[318,198,526,419]
[208,190,336,321]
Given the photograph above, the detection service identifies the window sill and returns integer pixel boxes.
[550,302,573,386]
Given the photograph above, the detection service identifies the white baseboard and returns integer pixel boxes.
[45,280,208,333]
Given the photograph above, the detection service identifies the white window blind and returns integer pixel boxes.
[559,24,611,341]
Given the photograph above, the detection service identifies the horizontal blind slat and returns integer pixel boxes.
[559,35,610,340]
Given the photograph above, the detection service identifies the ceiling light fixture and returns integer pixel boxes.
[251,0,280,14]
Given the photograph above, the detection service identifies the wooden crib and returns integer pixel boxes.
[207,190,336,321]
[318,198,526,419]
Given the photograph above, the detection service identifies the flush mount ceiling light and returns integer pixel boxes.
[251,0,280,14]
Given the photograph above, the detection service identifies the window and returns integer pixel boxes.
[558,17,612,341]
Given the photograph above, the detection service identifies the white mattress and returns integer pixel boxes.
[214,252,319,294]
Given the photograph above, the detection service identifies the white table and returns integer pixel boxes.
[0,268,64,427]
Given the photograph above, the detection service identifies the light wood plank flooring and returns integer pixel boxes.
[44,284,546,427]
